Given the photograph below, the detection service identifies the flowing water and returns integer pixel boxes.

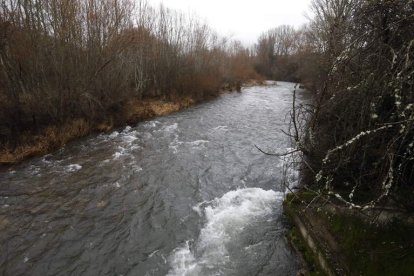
[0,82,309,276]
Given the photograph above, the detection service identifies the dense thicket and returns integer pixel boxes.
[0,0,257,148]
[255,0,414,211]
[297,0,414,211]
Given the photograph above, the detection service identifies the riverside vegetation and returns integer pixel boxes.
[0,0,261,163]
[267,0,414,274]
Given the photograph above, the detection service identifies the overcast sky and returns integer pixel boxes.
[147,0,311,45]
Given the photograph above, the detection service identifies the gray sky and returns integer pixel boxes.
[147,0,311,45]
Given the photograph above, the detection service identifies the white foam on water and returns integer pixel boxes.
[108,129,141,159]
[112,126,139,144]
[168,188,282,276]
[186,140,209,147]
[213,125,228,131]
[169,139,209,153]
[41,155,52,164]
[280,147,301,189]
[144,120,160,128]
[132,165,143,173]
[168,134,183,153]
[28,165,41,175]
[65,164,82,172]
[129,144,142,151]
[123,126,132,132]
[121,134,138,143]
[143,132,153,139]
[168,241,198,276]
[112,151,123,160]
[148,250,159,258]
[286,168,299,188]
[192,200,212,217]
[264,80,277,85]
[163,123,178,133]
[244,241,263,251]
[109,131,119,139]
[169,145,179,154]
[112,146,130,160]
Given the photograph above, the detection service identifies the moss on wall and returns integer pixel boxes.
[284,192,414,276]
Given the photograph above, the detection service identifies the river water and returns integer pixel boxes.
[0,82,308,276]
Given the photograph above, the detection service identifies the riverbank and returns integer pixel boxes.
[0,97,189,165]
[0,80,265,165]
[284,192,414,275]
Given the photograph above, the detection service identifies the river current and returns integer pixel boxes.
[0,82,308,275]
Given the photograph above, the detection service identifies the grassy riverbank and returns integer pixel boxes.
[284,192,414,276]
[0,80,263,165]
[0,95,196,165]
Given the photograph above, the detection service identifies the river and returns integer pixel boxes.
[0,82,309,276]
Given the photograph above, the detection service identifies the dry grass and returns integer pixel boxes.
[0,119,91,164]
[125,97,194,123]
[96,120,114,132]
[0,97,196,165]
[151,101,181,115]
